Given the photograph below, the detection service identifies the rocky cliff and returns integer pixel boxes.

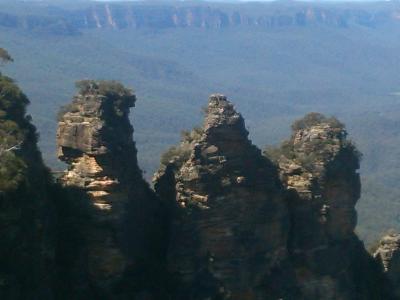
[154,101,393,299]
[267,113,389,299]
[154,94,297,299]
[56,80,166,299]
[1,71,399,299]
[2,2,400,34]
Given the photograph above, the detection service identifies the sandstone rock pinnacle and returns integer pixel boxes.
[154,94,295,299]
[57,80,165,298]
[268,112,384,299]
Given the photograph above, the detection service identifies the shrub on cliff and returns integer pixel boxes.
[291,112,345,132]
[75,80,136,116]
[264,113,361,171]
[160,126,203,168]
[264,140,295,163]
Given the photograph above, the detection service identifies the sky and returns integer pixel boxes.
[91,0,375,1]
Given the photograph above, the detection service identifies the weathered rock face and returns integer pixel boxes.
[277,115,360,245]
[374,232,400,298]
[57,82,138,206]
[154,95,296,299]
[269,113,386,299]
[57,80,166,298]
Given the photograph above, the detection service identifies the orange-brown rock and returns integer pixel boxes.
[57,80,166,298]
[154,94,297,299]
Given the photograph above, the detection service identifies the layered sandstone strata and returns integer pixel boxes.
[57,80,165,298]
[154,94,296,299]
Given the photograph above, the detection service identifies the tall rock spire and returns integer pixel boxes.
[268,112,387,300]
[57,80,166,298]
[154,94,296,299]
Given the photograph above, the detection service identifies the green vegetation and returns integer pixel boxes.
[76,79,134,99]
[291,112,345,132]
[160,126,203,168]
[58,80,137,121]
[0,49,52,298]
[76,80,136,116]
[0,60,31,190]
[0,50,94,298]
[264,113,361,174]
[264,141,295,164]
[1,1,400,244]
[0,152,26,190]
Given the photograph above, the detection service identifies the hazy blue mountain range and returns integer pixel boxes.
[2,0,400,245]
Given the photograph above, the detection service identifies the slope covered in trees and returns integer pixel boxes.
[1,44,400,298]
[1,1,400,244]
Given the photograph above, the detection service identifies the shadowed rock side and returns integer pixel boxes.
[374,232,400,299]
[266,113,390,299]
[57,80,167,299]
[154,95,298,300]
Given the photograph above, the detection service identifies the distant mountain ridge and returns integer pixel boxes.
[1,1,400,34]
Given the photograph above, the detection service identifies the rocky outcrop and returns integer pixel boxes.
[154,103,393,299]
[57,80,166,298]
[268,113,388,299]
[374,232,400,298]
[154,95,297,299]
[2,72,399,299]
[276,114,360,244]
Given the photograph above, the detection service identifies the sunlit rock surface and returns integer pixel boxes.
[57,81,166,298]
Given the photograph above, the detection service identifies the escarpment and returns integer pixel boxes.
[56,80,166,298]
[154,95,297,299]
[266,113,389,299]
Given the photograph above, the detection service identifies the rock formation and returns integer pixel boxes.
[154,103,393,299]
[374,232,400,298]
[2,73,399,299]
[154,94,297,299]
[269,112,388,299]
[57,80,166,298]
